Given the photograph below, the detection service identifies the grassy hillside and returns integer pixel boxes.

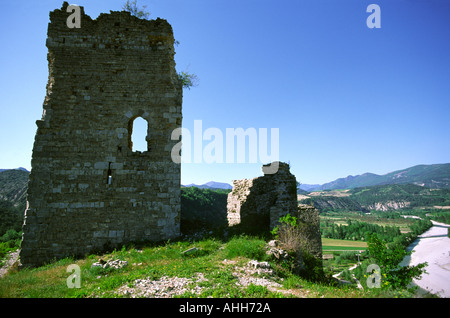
[0,234,401,299]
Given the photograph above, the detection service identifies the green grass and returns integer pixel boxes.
[0,235,406,298]
[223,235,267,260]
[322,246,367,251]
[322,238,367,250]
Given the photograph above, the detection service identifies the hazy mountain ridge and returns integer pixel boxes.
[300,163,450,191]
[0,167,29,173]
[182,181,232,190]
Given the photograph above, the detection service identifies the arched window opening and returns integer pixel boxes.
[129,117,149,152]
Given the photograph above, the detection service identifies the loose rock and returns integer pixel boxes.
[91,259,128,270]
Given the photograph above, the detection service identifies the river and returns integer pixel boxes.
[400,220,450,297]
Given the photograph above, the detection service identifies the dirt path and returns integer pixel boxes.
[333,263,364,289]
[0,249,20,278]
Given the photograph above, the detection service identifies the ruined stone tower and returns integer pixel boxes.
[227,162,322,262]
[20,3,182,267]
[227,162,298,230]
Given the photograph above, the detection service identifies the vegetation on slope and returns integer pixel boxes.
[181,187,230,234]
[0,232,411,298]
[349,184,450,208]
[300,184,450,213]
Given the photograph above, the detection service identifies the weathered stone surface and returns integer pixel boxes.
[227,162,322,266]
[227,161,298,230]
[296,204,322,260]
[20,2,182,267]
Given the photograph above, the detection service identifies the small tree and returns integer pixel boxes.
[271,213,323,280]
[271,213,303,252]
[366,234,427,290]
[122,0,150,19]
[178,71,199,90]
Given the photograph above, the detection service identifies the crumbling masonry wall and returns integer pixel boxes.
[20,3,182,267]
[227,162,322,260]
[227,162,299,230]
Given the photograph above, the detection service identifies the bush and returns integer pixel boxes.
[0,229,21,262]
[0,242,9,260]
[335,251,359,264]
[272,213,324,280]
[0,229,22,243]
[364,234,427,290]
[271,213,304,252]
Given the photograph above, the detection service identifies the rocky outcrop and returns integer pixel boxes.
[300,196,368,213]
[366,200,411,211]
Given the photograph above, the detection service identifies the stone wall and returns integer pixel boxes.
[227,162,298,230]
[296,204,322,260]
[227,162,322,260]
[20,2,182,267]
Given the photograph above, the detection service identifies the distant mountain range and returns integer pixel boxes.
[300,163,450,191]
[182,181,232,190]
[0,167,29,173]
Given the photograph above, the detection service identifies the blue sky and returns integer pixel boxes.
[0,0,449,186]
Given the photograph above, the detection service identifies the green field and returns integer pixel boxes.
[322,238,367,251]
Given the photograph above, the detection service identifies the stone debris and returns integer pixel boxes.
[0,250,20,278]
[266,240,290,260]
[231,261,282,292]
[114,257,309,298]
[248,260,271,270]
[91,259,128,270]
[181,247,199,255]
[117,273,206,298]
